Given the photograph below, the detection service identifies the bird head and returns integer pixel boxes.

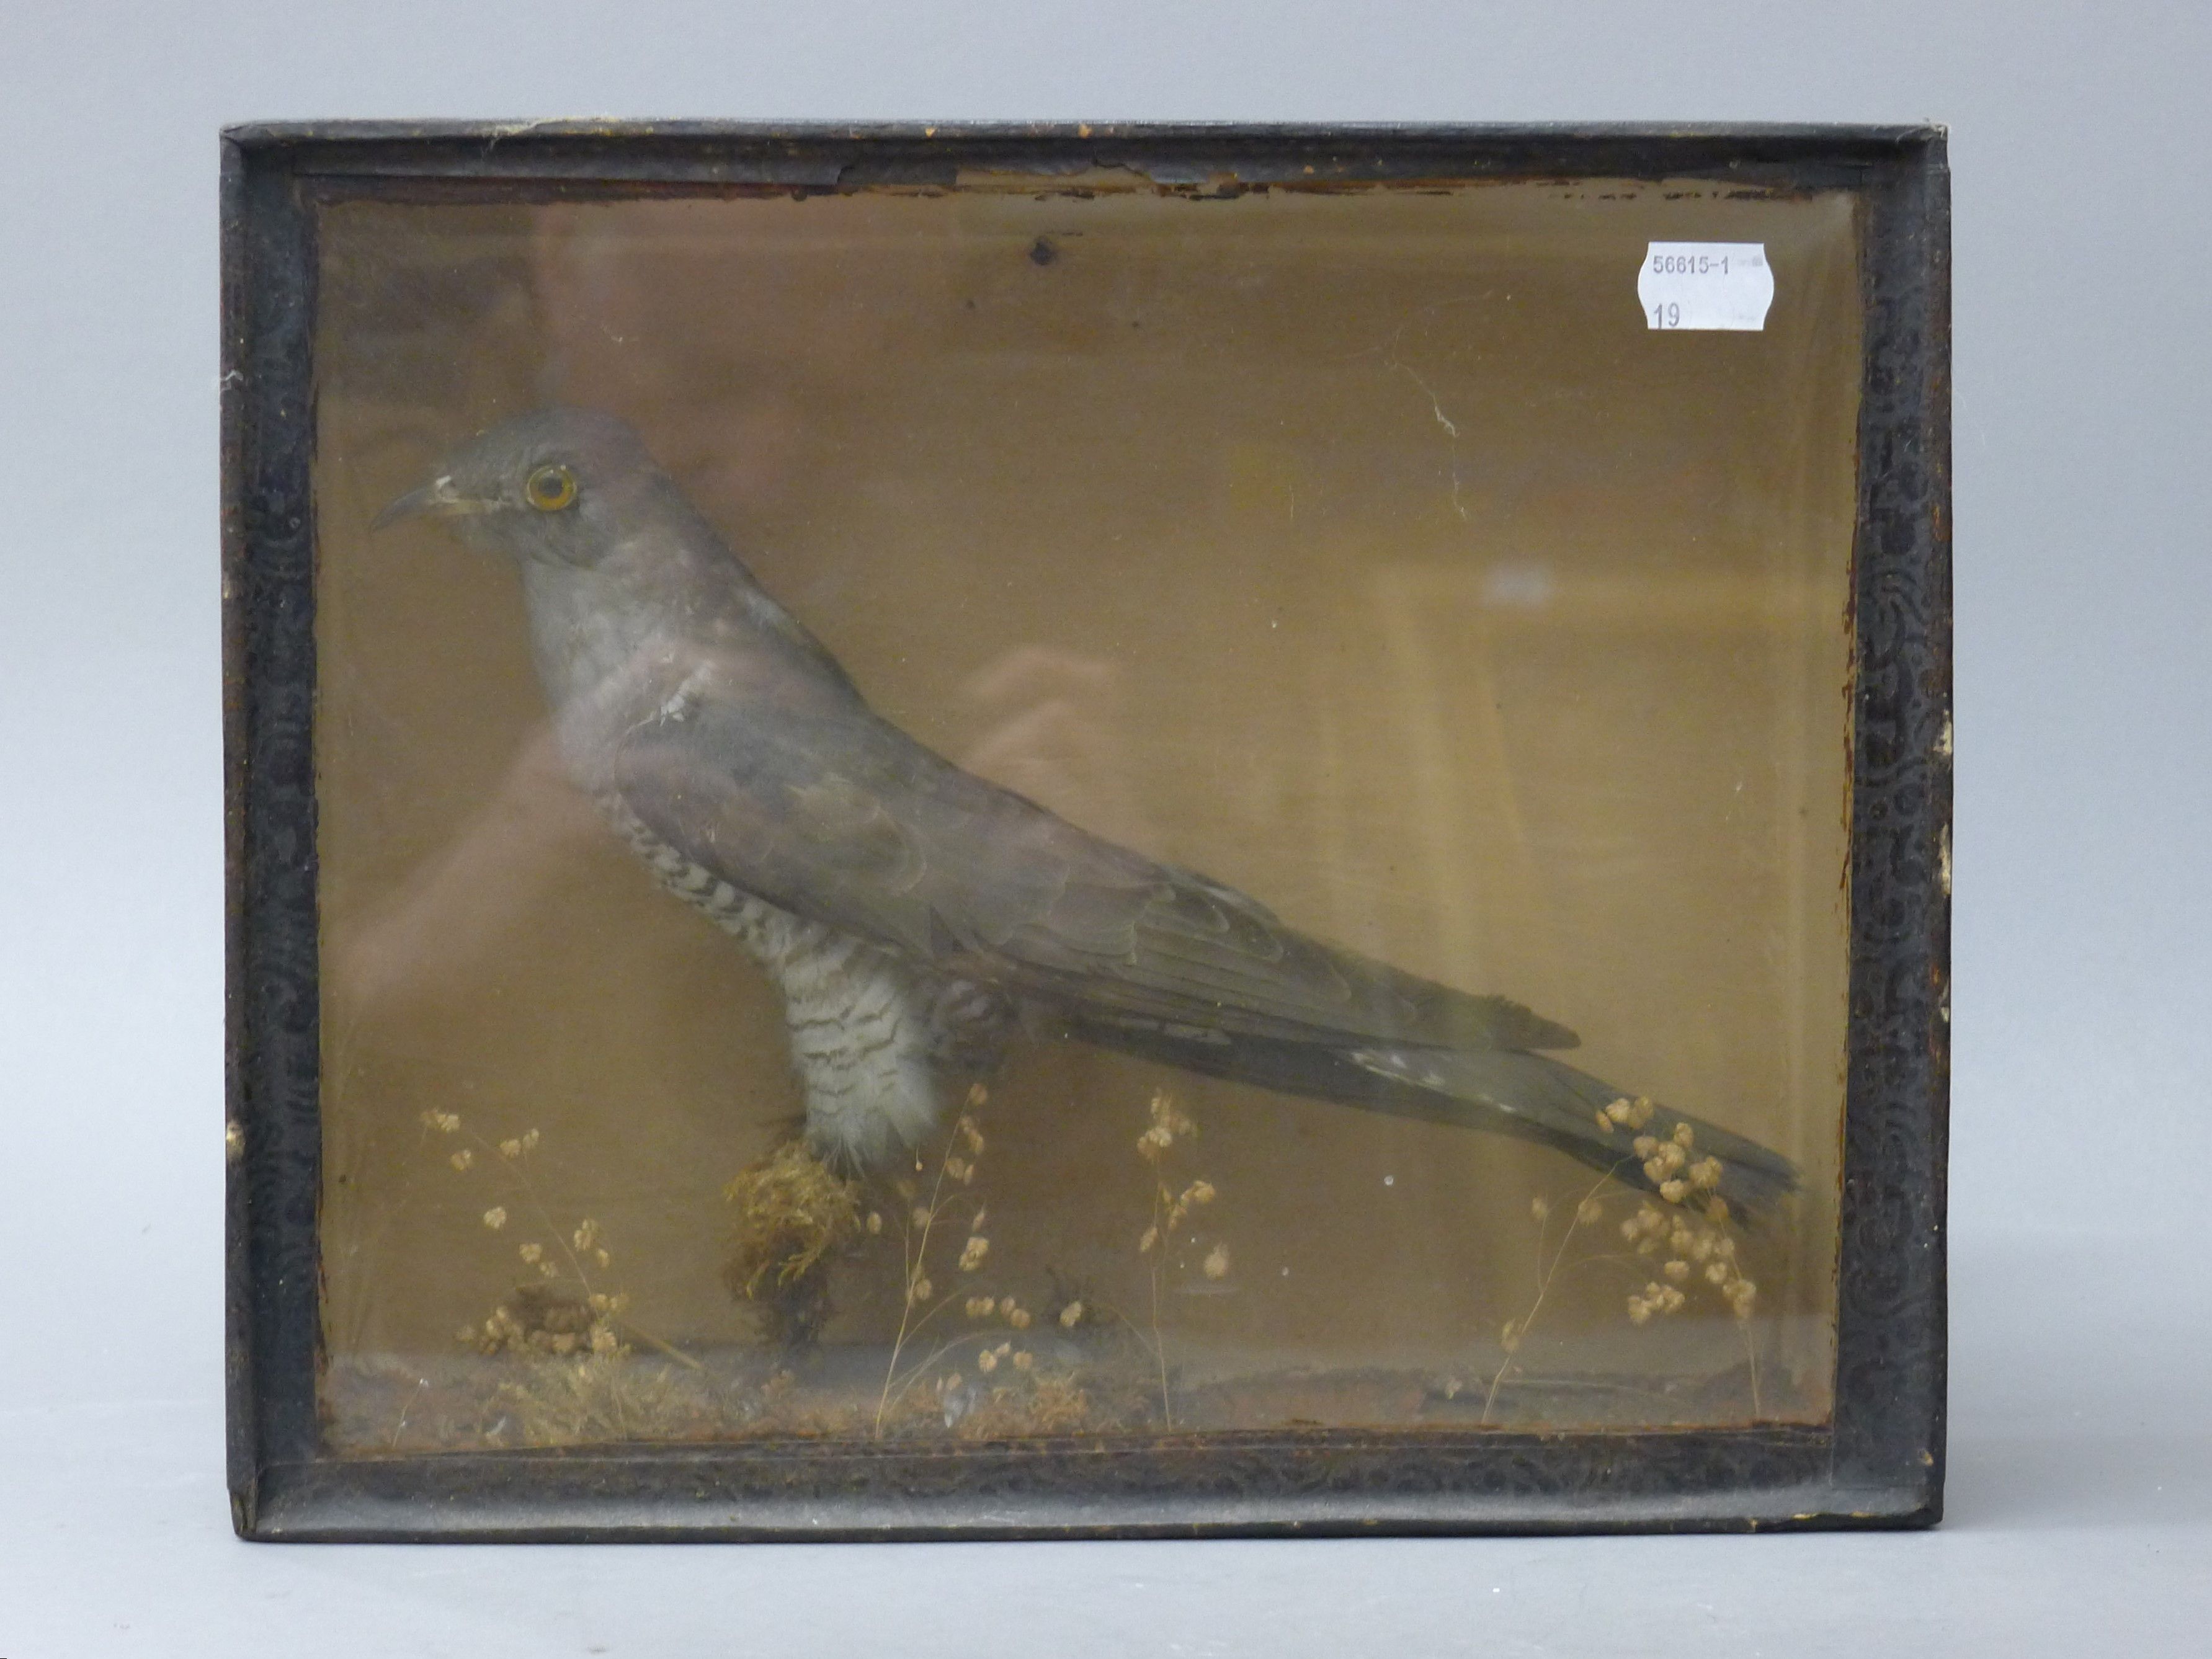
[375,407,662,567]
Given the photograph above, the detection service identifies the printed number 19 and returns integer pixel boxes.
[1652,302,1680,329]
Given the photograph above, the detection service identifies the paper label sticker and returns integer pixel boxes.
[1638,242,1773,331]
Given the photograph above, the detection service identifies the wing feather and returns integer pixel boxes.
[610,698,1577,1056]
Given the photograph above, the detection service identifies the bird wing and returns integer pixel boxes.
[608,697,1578,1056]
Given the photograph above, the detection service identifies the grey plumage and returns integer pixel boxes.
[381,407,1796,1215]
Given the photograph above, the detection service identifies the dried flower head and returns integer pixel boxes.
[498,1138,522,1160]
[482,1206,508,1231]
[1203,1243,1231,1281]
[448,1150,473,1172]
[519,1242,543,1265]
[1007,1306,1033,1330]
[958,1235,989,1271]
[1059,1300,1084,1328]
[1577,1198,1605,1225]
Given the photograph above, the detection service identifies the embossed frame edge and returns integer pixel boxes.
[221,121,1950,1542]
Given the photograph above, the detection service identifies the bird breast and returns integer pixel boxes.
[594,791,994,1168]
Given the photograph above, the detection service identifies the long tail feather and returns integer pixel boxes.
[1061,1016,1799,1221]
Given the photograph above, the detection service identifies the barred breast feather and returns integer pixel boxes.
[597,794,1007,1167]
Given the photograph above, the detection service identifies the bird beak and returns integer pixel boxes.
[373,473,498,530]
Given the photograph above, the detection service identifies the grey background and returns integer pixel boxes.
[1,1,2205,1653]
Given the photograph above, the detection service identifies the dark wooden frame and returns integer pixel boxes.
[223,122,1950,1541]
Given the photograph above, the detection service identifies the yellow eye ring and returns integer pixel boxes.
[524,463,578,512]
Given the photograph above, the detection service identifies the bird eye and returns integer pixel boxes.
[524,463,578,512]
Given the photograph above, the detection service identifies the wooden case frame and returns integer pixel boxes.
[223,121,1950,1540]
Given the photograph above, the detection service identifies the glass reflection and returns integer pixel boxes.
[313,179,1858,1449]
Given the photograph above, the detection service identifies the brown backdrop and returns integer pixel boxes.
[313,177,1857,1426]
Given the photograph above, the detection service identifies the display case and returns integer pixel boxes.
[222,121,1949,1539]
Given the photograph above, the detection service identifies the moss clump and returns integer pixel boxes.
[723,1139,863,1346]
[489,1354,712,1447]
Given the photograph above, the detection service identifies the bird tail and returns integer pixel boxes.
[1340,1044,1799,1219]
[1063,1019,1799,1222]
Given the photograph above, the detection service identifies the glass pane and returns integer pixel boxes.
[312,174,1857,1451]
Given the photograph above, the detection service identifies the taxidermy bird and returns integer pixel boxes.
[380,408,1796,1217]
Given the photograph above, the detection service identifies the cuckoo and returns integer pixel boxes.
[380,408,1796,1216]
